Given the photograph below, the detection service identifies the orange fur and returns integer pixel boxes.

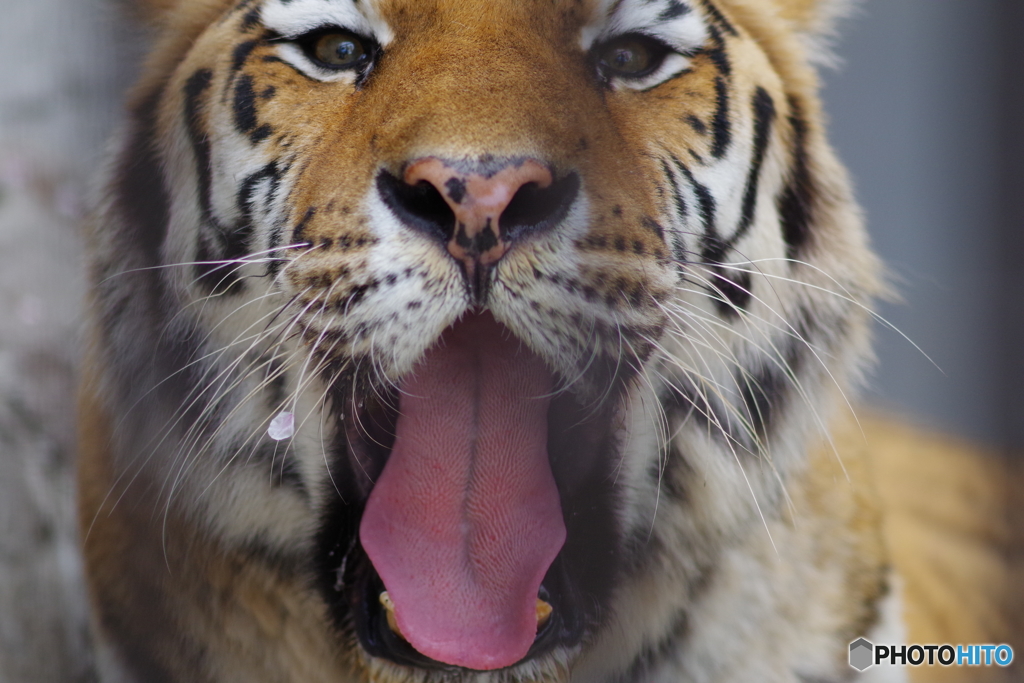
[860,416,1018,683]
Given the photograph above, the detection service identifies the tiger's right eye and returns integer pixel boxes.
[594,34,671,81]
[308,31,370,70]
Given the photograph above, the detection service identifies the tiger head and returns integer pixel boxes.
[89,0,879,679]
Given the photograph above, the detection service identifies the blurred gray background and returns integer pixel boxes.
[0,0,1020,681]
[0,2,140,679]
[823,0,1024,451]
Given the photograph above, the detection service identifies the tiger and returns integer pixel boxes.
[77,0,900,681]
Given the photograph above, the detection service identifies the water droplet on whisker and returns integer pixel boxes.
[268,411,295,440]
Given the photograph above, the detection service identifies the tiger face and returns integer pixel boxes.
[82,0,887,681]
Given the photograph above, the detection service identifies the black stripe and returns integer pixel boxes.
[114,89,170,270]
[671,155,716,238]
[232,66,275,144]
[686,114,707,136]
[240,8,262,31]
[250,124,274,144]
[194,234,241,295]
[660,308,820,443]
[660,376,729,444]
[261,54,322,83]
[660,158,689,224]
[660,340,792,449]
[233,73,260,136]
[695,88,776,316]
[737,354,790,439]
[658,0,691,21]
[185,69,251,295]
[659,158,692,267]
[642,215,666,241]
[183,69,215,224]
[777,95,815,260]
[708,268,751,315]
[195,156,283,294]
[649,445,689,504]
[609,560,716,682]
[291,206,317,243]
[185,69,246,294]
[738,308,816,438]
[238,161,284,221]
[99,86,174,368]
[231,39,260,74]
[667,157,745,314]
[671,154,748,313]
[696,0,738,37]
[233,161,283,262]
[266,231,285,278]
[733,87,777,244]
[612,612,689,682]
[707,41,732,159]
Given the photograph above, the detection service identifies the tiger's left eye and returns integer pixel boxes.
[596,35,669,79]
[309,31,370,70]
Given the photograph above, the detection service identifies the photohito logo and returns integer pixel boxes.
[849,638,1014,671]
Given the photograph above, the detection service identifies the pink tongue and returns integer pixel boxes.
[359,312,566,671]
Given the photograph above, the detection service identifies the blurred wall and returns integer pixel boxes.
[822,0,1024,450]
[0,2,139,681]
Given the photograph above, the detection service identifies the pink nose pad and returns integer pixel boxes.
[404,158,553,278]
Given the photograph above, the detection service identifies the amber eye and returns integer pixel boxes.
[595,34,669,79]
[308,31,370,70]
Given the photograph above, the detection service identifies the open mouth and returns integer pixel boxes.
[314,311,625,673]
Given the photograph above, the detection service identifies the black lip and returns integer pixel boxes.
[313,343,627,672]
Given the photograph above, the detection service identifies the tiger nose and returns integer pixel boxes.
[404,158,552,275]
[376,158,579,284]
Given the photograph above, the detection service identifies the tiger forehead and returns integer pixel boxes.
[259,0,708,43]
[376,0,597,23]
[261,0,596,30]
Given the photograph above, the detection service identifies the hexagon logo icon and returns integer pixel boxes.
[849,638,874,671]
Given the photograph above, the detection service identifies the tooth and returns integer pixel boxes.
[379,591,405,640]
[536,599,553,626]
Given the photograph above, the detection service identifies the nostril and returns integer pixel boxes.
[499,173,581,241]
[376,171,455,243]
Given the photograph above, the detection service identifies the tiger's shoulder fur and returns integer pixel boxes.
[79,0,902,681]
